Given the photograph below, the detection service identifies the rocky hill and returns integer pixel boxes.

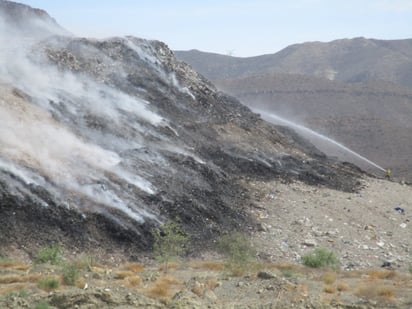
[175,38,412,88]
[175,39,412,182]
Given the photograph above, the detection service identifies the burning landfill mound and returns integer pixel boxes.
[0,1,364,254]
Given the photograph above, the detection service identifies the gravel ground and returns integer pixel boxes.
[246,176,412,271]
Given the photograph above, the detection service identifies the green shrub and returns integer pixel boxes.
[152,220,190,273]
[35,245,63,265]
[302,247,339,269]
[216,232,256,275]
[38,278,59,291]
[35,301,50,309]
[62,262,79,286]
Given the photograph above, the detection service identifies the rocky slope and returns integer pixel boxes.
[0,1,363,257]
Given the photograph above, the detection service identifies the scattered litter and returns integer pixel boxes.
[394,207,405,214]
[376,241,385,248]
[400,223,407,228]
[381,261,392,268]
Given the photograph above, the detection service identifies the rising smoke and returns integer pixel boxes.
[0,6,171,223]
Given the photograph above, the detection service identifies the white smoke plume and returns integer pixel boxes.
[0,6,169,222]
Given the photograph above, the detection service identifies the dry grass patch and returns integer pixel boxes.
[0,284,28,295]
[115,275,142,289]
[158,262,179,272]
[270,262,299,271]
[323,285,336,294]
[90,266,107,275]
[145,276,180,299]
[207,277,219,290]
[0,273,41,284]
[191,277,220,297]
[343,270,363,278]
[0,261,30,271]
[336,282,350,292]
[377,286,395,300]
[123,262,144,273]
[113,271,135,280]
[355,283,395,302]
[124,275,141,288]
[189,260,226,271]
[75,277,87,289]
[323,272,337,284]
[367,269,396,280]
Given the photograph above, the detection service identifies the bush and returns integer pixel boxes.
[302,248,339,269]
[35,245,63,265]
[152,220,190,273]
[35,302,50,309]
[62,263,79,286]
[38,278,59,291]
[216,232,256,275]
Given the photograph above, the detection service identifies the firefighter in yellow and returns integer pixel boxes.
[385,169,391,179]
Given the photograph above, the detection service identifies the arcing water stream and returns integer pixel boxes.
[254,109,386,172]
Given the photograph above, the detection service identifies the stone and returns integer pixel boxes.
[203,290,217,301]
[258,271,276,279]
[302,239,317,247]
[257,222,268,232]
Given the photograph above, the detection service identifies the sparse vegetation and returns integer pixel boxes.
[123,262,144,273]
[189,260,226,271]
[355,283,395,301]
[35,245,63,265]
[0,274,40,284]
[37,278,59,291]
[302,248,339,269]
[323,272,337,284]
[216,232,256,275]
[280,268,296,278]
[323,284,336,293]
[62,262,80,286]
[336,282,349,292]
[124,275,142,288]
[367,269,397,280]
[145,276,180,300]
[152,220,190,273]
[34,301,50,309]
[72,255,94,271]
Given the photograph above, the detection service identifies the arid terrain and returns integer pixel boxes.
[1,2,412,308]
[1,176,412,308]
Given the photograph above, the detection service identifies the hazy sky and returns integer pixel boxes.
[16,0,412,57]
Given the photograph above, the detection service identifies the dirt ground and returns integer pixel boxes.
[1,175,412,308]
[246,176,412,272]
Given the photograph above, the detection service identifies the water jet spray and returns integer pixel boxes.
[254,108,386,173]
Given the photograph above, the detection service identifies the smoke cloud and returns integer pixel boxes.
[0,7,170,222]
